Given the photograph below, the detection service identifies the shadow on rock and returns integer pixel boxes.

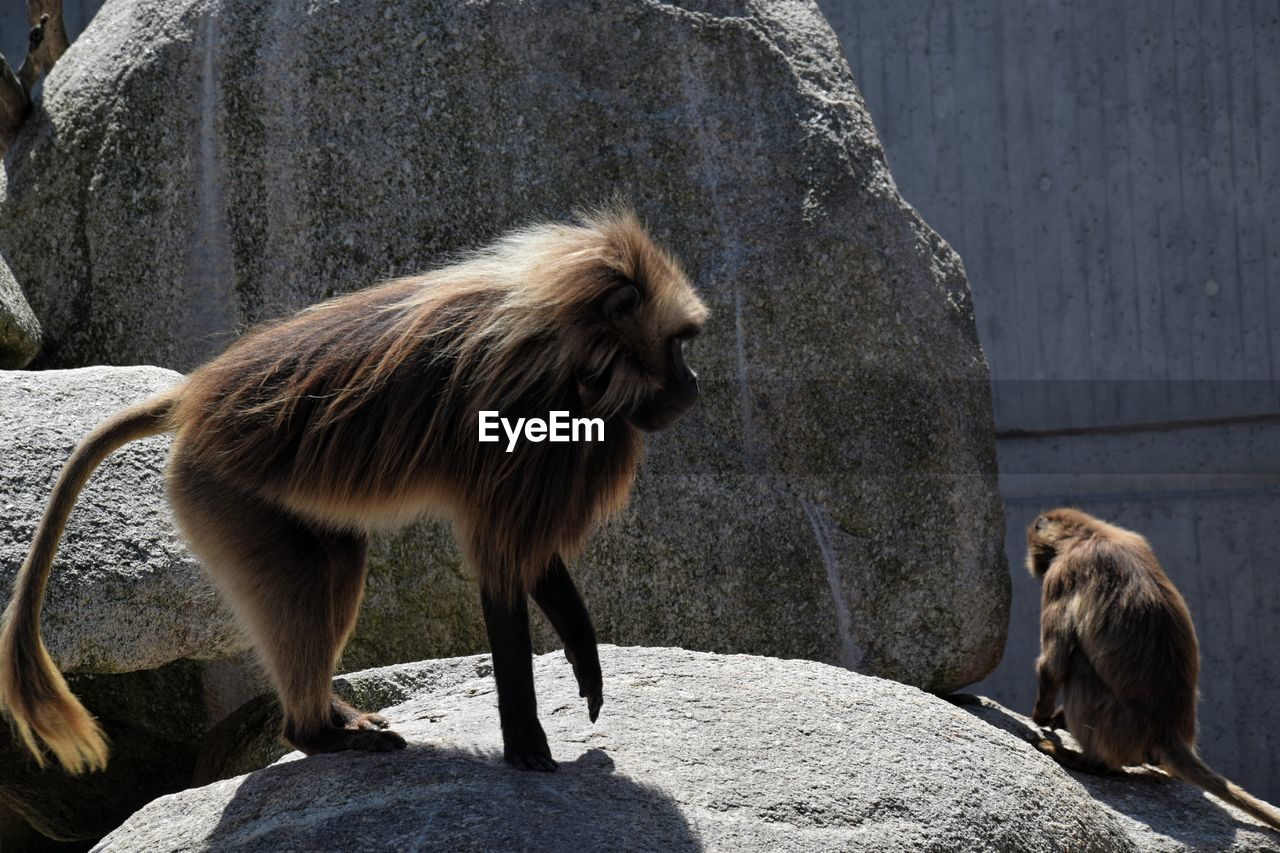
[178,743,697,852]
[0,662,214,845]
[953,694,1280,849]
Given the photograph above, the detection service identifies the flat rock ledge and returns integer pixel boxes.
[96,648,1279,852]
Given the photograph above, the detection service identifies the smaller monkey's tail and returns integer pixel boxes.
[0,389,179,774]
[1161,737,1280,831]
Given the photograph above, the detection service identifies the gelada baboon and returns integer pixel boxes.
[0,206,708,774]
[1027,508,1280,829]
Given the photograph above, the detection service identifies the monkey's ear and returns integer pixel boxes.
[603,283,641,322]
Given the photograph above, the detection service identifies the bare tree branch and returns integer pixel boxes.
[0,59,30,156]
[1,1,64,157]
[0,20,45,157]
[18,14,49,92]
[28,0,68,75]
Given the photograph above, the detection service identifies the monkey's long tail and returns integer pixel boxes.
[0,389,179,775]
[1161,737,1280,831]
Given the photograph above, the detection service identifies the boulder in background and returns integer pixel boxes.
[0,0,1008,693]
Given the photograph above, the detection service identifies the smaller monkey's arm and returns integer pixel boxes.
[531,554,603,723]
[1032,601,1073,727]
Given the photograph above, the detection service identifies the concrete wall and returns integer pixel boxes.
[820,0,1280,803]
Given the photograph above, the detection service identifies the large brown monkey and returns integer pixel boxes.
[0,207,708,774]
[1027,508,1280,830]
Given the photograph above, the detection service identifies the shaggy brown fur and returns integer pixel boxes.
[0,206,708,774]
[1027,508,1280,830]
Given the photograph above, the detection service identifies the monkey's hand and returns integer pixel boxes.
[563,646,604,723]
[1032,704,1065,729]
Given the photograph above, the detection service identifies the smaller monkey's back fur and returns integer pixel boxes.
[0,206,709,775]
[1028,508,1280,831]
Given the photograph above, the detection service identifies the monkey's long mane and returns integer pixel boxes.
[175,208,697,595]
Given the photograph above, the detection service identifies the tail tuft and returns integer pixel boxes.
[0,616,108,774]
[0,391,175,776]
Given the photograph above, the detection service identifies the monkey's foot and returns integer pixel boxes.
[503,725,557,772]
[505,746,558,773]
[288,725,407,756]
[330,695,391,731]
[1031,736,1116,776]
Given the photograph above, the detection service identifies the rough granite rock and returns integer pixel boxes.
[103,648,1116,851]
[0,0,1007,691]
[98,648,1280,852]
[0,366,485,673]
[0,367,240,672]
[0,255,40,368]
[1,661,221,843]
[957,696,1280,853]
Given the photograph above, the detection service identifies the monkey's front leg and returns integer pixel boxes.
[480,588,556,772]
[1032,638,1068,728]
[531,554,603,722]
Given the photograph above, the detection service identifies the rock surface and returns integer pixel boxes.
[0,0,1007,692]
[0,366,487,674]
[99,648,1280,852]
[957,696,1280,853]
[0,367,239,672]
[0,256,40,368]
[1,661,220,842]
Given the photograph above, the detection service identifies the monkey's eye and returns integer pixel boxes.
[603,284,641,322]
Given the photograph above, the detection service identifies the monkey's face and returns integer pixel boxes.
[627,346,699,431]
[576,243,708,432]
[1026,516,1059,579]
[1025,508,1090,578]
[625,326,702,433]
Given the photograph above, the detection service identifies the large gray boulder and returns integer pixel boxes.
[0,367,239,671]
[0,256,39,368]
[0,366,483,674]
[0,0,1006,691]
[98,648,1280,852]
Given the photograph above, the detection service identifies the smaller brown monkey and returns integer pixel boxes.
[1027,508,1280,830]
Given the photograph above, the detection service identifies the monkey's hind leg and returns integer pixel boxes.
[168,462,404,756]
[1031,731,1117,776]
